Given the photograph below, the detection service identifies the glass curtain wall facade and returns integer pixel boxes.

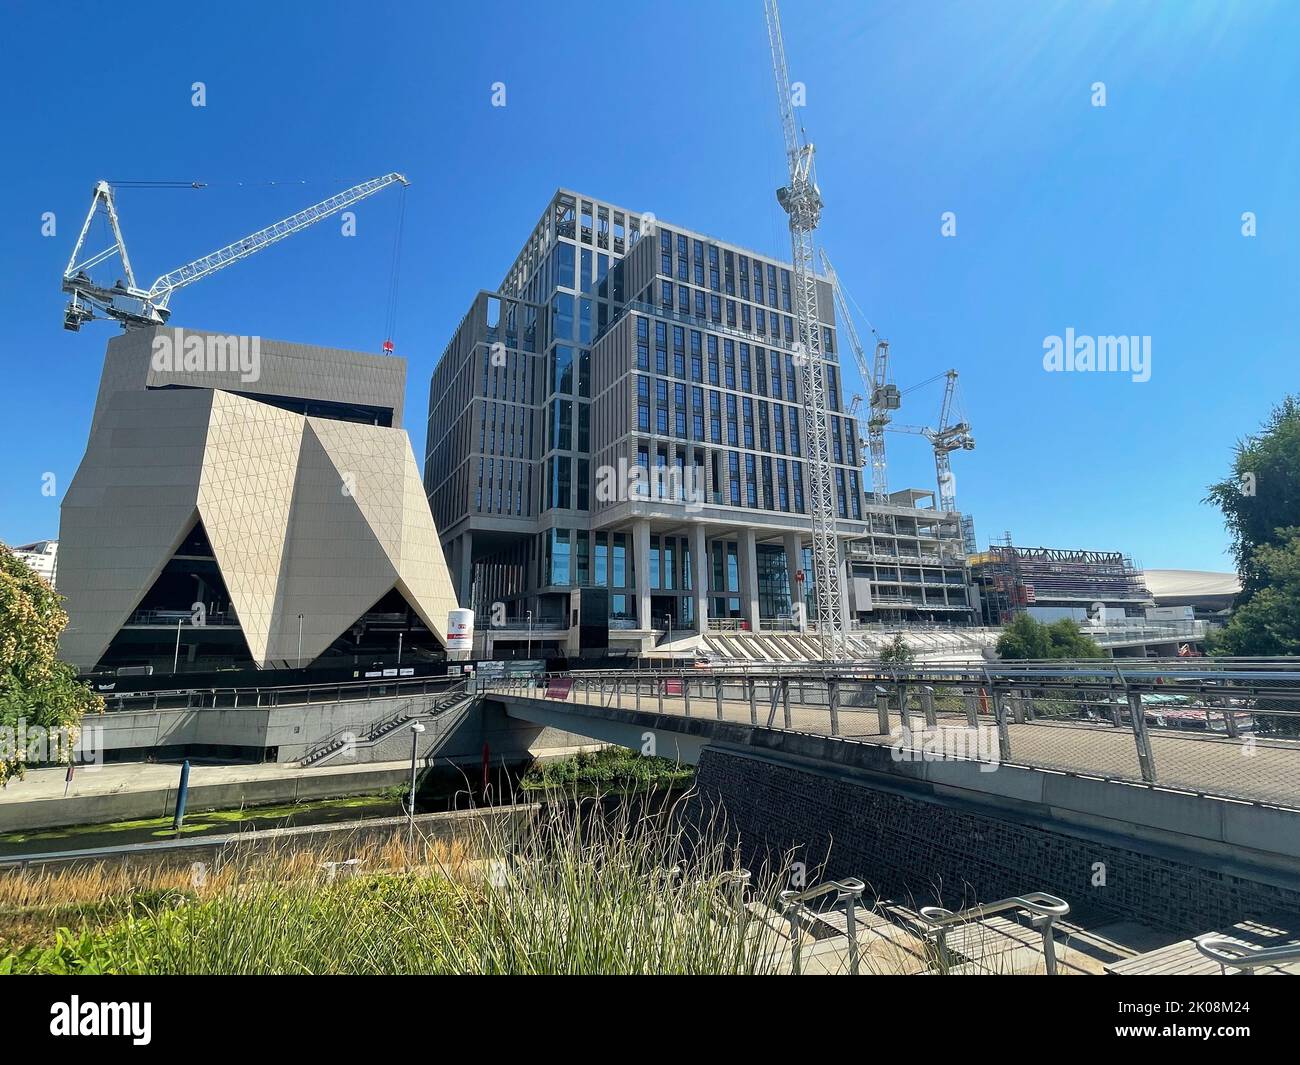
[428,189,976,640]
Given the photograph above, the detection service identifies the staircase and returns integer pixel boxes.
[296,682,476,768]
[720,879,1192,975]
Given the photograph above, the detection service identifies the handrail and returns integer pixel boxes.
[780,877,866,907]
[298,680,471,767]
[1195,934,1300,974]
[918,891,1070,974]
[779,878,867,975]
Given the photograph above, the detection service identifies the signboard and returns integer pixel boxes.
[545,677,574,700]
[447,609,474,651]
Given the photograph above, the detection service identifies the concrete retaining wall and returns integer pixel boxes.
[692,746,1300,934]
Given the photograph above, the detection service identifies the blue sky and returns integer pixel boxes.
[2,0,1296,572]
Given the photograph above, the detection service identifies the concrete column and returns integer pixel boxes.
[633,520,651,630]
[783,531,804,626]
[456,531,474,607]
[738,528,760,632]
[692,523,709,633]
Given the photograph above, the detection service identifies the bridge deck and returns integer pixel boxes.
[538,683,1300,810]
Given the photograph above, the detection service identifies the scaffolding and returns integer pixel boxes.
[971,539,1151,625]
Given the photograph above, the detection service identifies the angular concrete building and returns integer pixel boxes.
[59,327,459,674]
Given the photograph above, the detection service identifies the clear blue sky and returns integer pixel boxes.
[2,0,1296,572]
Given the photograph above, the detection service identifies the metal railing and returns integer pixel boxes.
[479,659,1300,810]
[1195,935,1300,974]
[100,673,462,714]
[919,892,1071,974]
[779,878,867,975]
[297,680,472,767]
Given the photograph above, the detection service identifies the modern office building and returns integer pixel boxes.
[426,190,975,652]
[8,540,58,588]
[59,327,459,674]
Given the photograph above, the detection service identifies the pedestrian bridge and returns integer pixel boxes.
[483,658,1300,810]
[481,659,1300,927]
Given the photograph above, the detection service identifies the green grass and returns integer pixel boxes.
[1,796,783,975]
[521,748,694,796]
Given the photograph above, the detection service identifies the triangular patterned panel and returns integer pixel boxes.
[197,392,305,663]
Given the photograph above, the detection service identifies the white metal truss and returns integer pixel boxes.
[62,173,409,331]
[888,369,975,512]
[765,0,845,661]
[819,250,899,500]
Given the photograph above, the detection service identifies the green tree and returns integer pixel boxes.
[1205,395,1300,600]
[995,613,1102,660]
[0,544,103,785]
[878,634,915,670]
[1207,529,1300,656]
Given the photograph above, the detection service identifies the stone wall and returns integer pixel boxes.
[693,746,1300,934]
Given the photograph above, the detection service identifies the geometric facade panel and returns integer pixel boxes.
[58,330,459,671]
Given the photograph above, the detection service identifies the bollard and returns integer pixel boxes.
[748,676,758,725]
[876,691,890,735]
[683,676,692,717]
[782,678,793,728]
[715,676,724,720]
[898,682,912,736]
[1011,690,1027,725]
[828,679,840,736]
[922,686,937,728]
[172,759,191,832]
[964,691,979,728]
[657,674,664,714]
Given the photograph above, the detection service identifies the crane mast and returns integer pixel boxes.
[888,369,975,512]
[62,173,409,332]
[819,249,898,500]
[764,0,845,661]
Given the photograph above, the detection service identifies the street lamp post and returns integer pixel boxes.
[296,613,304,670]
[526,609,533,660]
[397,631,403,666]
[172,617,183,674]
[407,720,426,856]
[665,612,673,648]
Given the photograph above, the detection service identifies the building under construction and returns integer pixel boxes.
[970,542,1153,626]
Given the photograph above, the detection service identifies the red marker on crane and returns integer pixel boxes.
[382,339,394,355]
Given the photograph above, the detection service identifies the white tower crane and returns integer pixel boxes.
[62,173,409,332]
[818,249,899,500]
[764,0,845,661]
[888,369,975,512]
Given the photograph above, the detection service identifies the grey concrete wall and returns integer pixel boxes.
[691,746,1300,934]
[95,693,596,766]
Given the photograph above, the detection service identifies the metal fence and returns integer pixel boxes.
[482,659,1300,810]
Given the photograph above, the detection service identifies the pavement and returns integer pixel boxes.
[550,684,1300,809]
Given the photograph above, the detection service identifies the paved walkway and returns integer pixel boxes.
[0,758,409,806]
[553,685,1300,809]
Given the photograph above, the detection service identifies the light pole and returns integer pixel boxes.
[296,613,304,670]
[397,631,404,666]
[407,720,426,856]
[665,612,673,649]
[172,617,183,674]
[526,609,533,660]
